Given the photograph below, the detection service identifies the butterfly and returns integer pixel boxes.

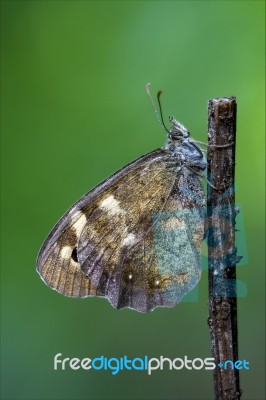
[36,85,207,312]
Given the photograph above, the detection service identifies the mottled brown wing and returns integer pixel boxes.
[37,150,170,298]
[37,149,205,312]
[106,190,206,312]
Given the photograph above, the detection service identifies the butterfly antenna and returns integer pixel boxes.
[157,90,170,133]
[146,83,170,133]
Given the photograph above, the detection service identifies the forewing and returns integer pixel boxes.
[37,150,171,300]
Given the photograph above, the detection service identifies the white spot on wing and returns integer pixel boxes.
[71,211,87,236]
[122,233,136,246]
[100,195,125,216]
[61,245,72,260]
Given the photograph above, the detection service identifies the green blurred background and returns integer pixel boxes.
[1,1,265,399]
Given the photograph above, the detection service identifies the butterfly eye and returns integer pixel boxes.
[71,247,78,263]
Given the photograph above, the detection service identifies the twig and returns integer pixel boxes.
[207,97,242,400]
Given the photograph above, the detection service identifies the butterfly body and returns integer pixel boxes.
[37,117,206,312]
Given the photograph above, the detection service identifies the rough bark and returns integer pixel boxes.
[207,97,241,400]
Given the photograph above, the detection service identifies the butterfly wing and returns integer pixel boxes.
[37,150,168,299]
[37,149,205,312]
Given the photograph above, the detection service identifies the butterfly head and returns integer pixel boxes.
[168,117,190,141]
[145,84,190,143]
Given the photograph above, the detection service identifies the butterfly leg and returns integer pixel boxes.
[189,139,234,149]
[185,165,220,190]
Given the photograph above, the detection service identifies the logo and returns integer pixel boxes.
[53,354,250,375]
